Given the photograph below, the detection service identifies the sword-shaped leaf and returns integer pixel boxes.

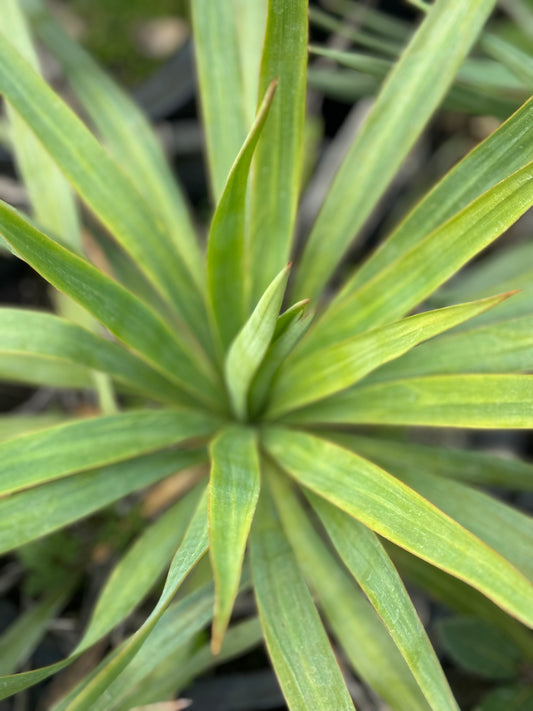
[250,487,355,711]
[293,0,498,301]
[267,294,509,417]
[207,81,277,351]
[1,0,80,250]
[232,0,268,125]
[209,426,260,653]
[268,466,432,711]
[0,203,221,408]
[0,34,208,338]
[263,428,533,629]
[248,0,307,303]
[225,265,290,419]
[288,375,533,428]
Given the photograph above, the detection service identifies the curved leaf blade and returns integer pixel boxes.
[264,428,533,629]
[209,426,260,653]
[250,486,355,711]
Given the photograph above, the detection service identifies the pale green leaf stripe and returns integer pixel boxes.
[26,0,203,286]
[0,203,221,408]
[482,34,533,92]
[0,407,215,496]
[79,485,203,651]
[267,294,507,417]
[368,314,533,382]
[301,99,533,354]
[293,0,498,301]
[250,488,355,711]
[310,494,457,711]
[191,1,247,201]
[325,433,533,491]
[301,158,533,357]
[209,426,260,653]
[288,375,533,428]
[389,546,533,662]
[63,491,209,710]
[274,299,310,341]
[208,81,277,351]
[1,0,80,249]
[59,583,216,711]
[249,0,307,304]
[225,265,290,420]
[0,577,77,675]
[0,414,68,443]
[0,35,208,339]
[0,454,204,669]
[0,447,203,561]
[264,428,533,629]
[0,308,196,405]
[250,309,312,418]
[0,353,91,389]
[232,0,268,126]
[354,453,533,582]
[268,466,432,711]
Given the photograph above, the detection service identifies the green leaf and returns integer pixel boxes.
[289,375,533,428]
[0,352,91,389]
[436,616,522,680]
[0,408,216,496]
[294,0,498,301]
[232,0,268,125]
[79,485,204,651]
[0,34,208,339]
[190,0,247,201]
[323,433,533,491]
[207,81,277,351]
[476,685,533,711]
[209,426,260,653]
[250,486,355,711]
[0,577,77,674]
[0,414,68,443]
[25,0,204,288]
[268,465,432,711]
[0,0,80,250]
[482,34,533,92]
[300,156,533,354]
[248,0,307,304]
[0,203,221,408]
[61,490,209,710]
[225,265,290,419]
[0,449,205,559]
[0,308,198,405]
[267,294,508,417]
[367,314,533,382]
[309,495,458,711]
[263,428,533,629]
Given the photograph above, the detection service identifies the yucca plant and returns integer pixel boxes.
[0,0,533,708]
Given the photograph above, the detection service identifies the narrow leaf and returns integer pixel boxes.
[207,81,277,350]
[0,34,208,338]
[264,428,533,629]
[0,204,221,408]
[0,308,197,405]
[232,0,268,125]
[225,265,290,419]
[294,0,498,301]
[248,0,307,303]
[250,486,355,711]
[267,294,509,417]
[0,352,91,389]
[190,1,247,201]
[288,375,533,429]
[0,408,216,496]
[1,0,80,249]
[300,157,533,353]
[26,0,204,286]
[268,465,432,711]
[79,486,204,650]
[482,34,533,91]
[209,426,260,653]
